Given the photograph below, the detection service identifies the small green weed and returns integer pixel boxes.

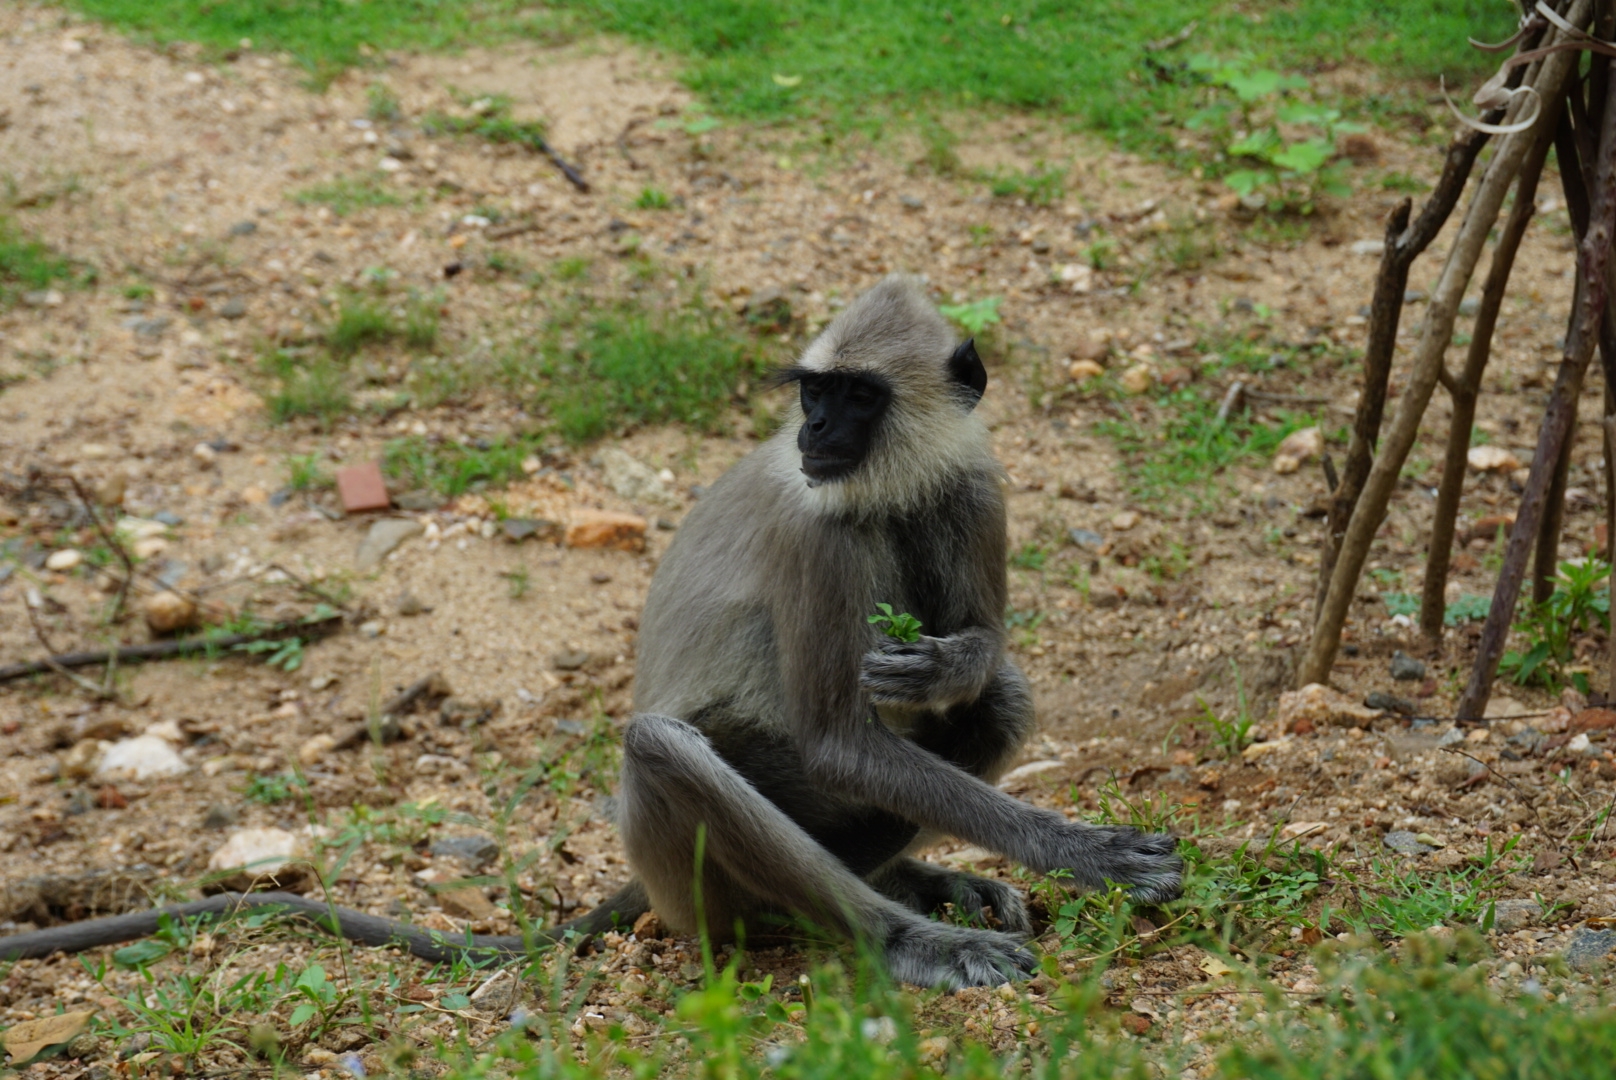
[1381,170,1430,193]
[504,565,531,600]
[383,435,538,497]
[1501,558,1611,693]
[0,217,82,307]
[284,453,332,491]
[553,255,591,281]
[293,174,401,217]
[1098,387,1317,509]
[327,299,394,358]
[1193,664,1254,759]
[367,83,403,122]
[261,350,351,427]
[1185,55,1365,213]
[985,163,1064,205]
[937,295,1002,336]
[424,98,549,153]
[868,603,922,643]
[242,771,308,805]
[522,296,769,443]
[234,636,306,671]
[634,187,673,210]
[1010,543,1048,571]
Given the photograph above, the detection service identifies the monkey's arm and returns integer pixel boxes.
[0,881,648,963]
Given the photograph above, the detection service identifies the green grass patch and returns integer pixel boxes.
[524,297,771,444]
[1097,386,1317,509]
[382,434,539,498]
[64,0,572,86]
[550,0,1512,150]
[293,174,402,217]
[0,217,84,307]
[260,348,351,427]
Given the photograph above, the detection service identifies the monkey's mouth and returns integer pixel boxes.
[800,453,856,483]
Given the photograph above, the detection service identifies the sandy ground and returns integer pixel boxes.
[2,6,1616,1073]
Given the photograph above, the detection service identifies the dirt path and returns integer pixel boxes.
[3,7,1616,1067]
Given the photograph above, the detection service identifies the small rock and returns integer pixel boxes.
[207,827,312,892]
[1278,683,1383,730]
[565,510,647,552]
[1118,363,1153,395]
[599,448,678,508]
[1058,263,1093,294]
[502,517,562,543]
[335,462,391,514]
[1068,358,1105,381]
[438,886,496,920]
[899,194,925,210]
[1364,691,1417,715]
[298,733,338,765]
[1389,651,1426,681]
[552,650,592,671]
[1068,528,1104,549]
[132,536,169,560]
[633,910,665,938]
[1566,928,1616,972]
[1272,427,1324,475]
[440,697,502,727]
[356,518,424,570]
[202,804,237,830]
[218,297,248,319]
[144,590,199,635]
[430,835,500,866]
[358,619,385,638]
[95,735,188,781]
[1350,239,1385,256]
[130,316,171,338]
[1383,830,1435,855]
[1468,445,1521,473]
[396,591,429,616]
[45,548,83,571]
[66,1032,102,1059]
[468,969,517,1015]
[24,288,65,307]
[61,739,107,780]
[1458,297,1480,317]
[1111,510,1140,531]
[1484,899,1543,932]
[193,442,218,469]
[228,220,258,237]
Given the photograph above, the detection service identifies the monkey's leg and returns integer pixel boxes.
[866,858,1030,933]
[619,714,1037,988]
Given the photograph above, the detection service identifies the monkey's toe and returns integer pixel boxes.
[884,921,1036,989]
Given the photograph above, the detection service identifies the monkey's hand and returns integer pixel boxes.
[860,632,993,708]
[1046,821,1183,905]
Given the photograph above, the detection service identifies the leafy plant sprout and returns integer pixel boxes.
[868,603,921,643]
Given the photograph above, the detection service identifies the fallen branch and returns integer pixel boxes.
[0,615,343,683]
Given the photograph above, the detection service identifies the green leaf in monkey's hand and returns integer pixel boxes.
[868,602,923,643]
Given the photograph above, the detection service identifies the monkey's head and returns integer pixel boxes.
[777,276,991,501]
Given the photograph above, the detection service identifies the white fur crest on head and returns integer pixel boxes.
[772,275,996,513]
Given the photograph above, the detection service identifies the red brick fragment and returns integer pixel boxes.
[336,461,390,513]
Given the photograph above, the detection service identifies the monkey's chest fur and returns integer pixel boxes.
[632,465,1008,878]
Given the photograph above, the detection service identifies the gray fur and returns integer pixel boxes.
[618,276,1181,988]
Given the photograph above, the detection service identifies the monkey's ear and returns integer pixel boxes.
[948,338,987,408]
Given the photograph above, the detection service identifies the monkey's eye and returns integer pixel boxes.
[844,382,880,405]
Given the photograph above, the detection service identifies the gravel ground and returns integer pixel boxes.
[3,7,1616,1074]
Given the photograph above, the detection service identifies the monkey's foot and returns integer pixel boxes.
[951,873,1031,933]
[882,921,1037,989]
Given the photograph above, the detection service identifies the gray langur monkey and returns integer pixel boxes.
[611,275,1182,987]
[0,277,1179,980]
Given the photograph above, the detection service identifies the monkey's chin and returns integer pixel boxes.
[800,457,853,486]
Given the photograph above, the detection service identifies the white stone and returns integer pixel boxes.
[207,827,307,880]
[95,735,189,780]
[1118,363,1153,395]
[1468,445,1521,473]
[45,549,83,571]
[599,448,678,507]
[1273,427,1324,474]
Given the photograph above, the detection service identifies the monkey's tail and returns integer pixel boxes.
[0,881,650,964]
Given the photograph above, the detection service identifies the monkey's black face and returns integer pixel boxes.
[795,372,892,482]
